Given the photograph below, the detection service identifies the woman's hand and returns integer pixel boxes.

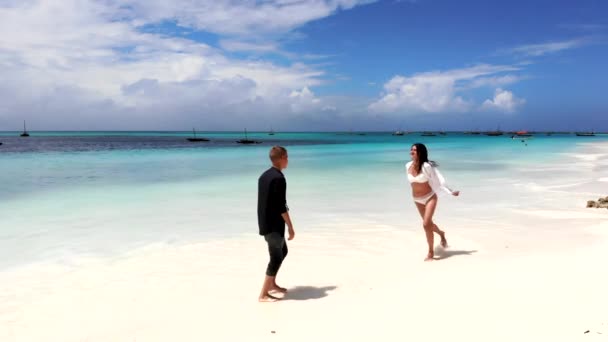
[452,190,460,196]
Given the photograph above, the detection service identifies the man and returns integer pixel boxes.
[257,146,295,302]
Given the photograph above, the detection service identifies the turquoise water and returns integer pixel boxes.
[1,132,606,269]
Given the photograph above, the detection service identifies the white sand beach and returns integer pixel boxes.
[1,142,608,342]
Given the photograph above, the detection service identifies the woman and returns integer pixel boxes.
[406,143,459,261]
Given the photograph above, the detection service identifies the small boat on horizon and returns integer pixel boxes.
[20,120,29,137]
[268,127,275,136]
[511,130,533,138]
[236,129,261,144]
[464,127,481,135]
[575,132,595,137]
[186,128,210,142]
[484,130,504,136]
[421,131,436,137]
[392,126,408,136]
[484,125,504,136]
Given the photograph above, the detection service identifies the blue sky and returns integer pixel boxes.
[0,0,606,131]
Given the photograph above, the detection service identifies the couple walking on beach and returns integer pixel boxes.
[257,144,460,302]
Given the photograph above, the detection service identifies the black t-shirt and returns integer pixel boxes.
[257,167,288,236]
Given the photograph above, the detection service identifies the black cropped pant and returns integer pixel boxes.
[264,232,288,277]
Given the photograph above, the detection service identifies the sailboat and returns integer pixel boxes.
[511,130,533,138]
[20,120,29,137]
[186,128,209,142]
[484,125,503,136]
[392,125,407,136]
[268,127,275,136]
[236,128,260,144]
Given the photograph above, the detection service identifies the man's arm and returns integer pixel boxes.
[281,212,295,240]
[276,178,295,240]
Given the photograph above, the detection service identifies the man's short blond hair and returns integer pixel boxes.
[269,146,287,162]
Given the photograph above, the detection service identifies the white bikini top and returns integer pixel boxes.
[407,170,429,183]
[406,161,454,195]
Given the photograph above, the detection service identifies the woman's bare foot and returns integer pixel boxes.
[424,252,434,261]
[439,232,448,248]
[259,293,280,302]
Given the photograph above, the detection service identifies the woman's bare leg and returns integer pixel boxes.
[434,224,448,247]
[423,196,438,260]
[415,195,438,260]
[415,195,446,257]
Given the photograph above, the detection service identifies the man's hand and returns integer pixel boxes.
[288,226,295,240]
[282,212,295,240]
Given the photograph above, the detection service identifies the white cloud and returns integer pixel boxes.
[481,88,525,113]
[288,87,322,113]
[369,75,470,113]
[0,0,369,129]
[368,64,521,114]
[559,24,606,32]
[121,0,376,37]
[503,38,588,57]
[300,53,336,60]
[219,40,279,53]
[467,75,524,89]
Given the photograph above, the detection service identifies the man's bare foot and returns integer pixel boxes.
[259,293,280,302]
[270,285,287,293]
[424,253,434,261]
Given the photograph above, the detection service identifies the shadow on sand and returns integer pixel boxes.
[434,248,478,260]
[283,286,337,301]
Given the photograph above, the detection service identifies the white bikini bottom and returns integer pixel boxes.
[413,191,435,205]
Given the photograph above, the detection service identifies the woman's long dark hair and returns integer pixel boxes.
[412,143,437,173]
